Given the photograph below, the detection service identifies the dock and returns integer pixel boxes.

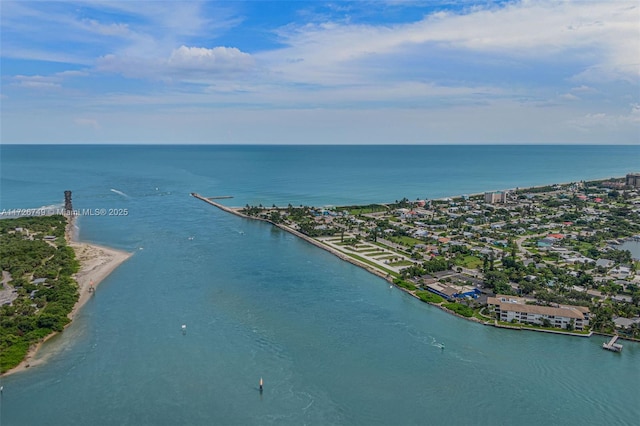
[602,335,623,352]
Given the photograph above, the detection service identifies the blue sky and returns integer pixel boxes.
[1,0,639,144]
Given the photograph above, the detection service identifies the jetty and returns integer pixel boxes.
[190,193,395,282]
[191,193,245,216]
[602,335,623,352]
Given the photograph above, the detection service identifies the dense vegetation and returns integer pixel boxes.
[0,215,80,373]
[392,278,417,291]
[442,302,474,317]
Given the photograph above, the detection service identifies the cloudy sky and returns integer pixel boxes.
[1,0,639,144]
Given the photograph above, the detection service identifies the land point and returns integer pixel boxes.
[192,174,640,342]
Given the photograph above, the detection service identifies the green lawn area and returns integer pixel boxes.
[473,308,492,321]
[453,255,483,269]
[387,235,425,247]
[371,241,413,257]
[389,260,414,267]
[346,205,388,215]
[571,241,595,256]
[497,321,591,334]
[415,290,444,304]
[360,247,384,252]
[343,252,399,277]
[518,323,591,334]
[393,278,417,291]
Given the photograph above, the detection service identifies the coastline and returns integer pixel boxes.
[192,194,483,321]
[1,216,132,376]
[191,192,635,339]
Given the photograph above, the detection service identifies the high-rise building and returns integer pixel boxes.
[484,191,508,204]
[626,173,640,188]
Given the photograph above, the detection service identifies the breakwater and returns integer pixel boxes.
[190,193,487,324]
[191,193,392,282]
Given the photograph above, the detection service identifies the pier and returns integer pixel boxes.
[602,335,623,352]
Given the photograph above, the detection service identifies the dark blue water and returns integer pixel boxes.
[1,145,639,426]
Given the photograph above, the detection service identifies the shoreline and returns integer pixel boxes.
[192,194,490,323]
[1,216,132,377]
[191,191,635,339]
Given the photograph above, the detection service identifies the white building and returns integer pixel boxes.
[488,295,590,331]
[484,191,508,204]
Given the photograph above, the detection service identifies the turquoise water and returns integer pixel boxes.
[0,145,639,425]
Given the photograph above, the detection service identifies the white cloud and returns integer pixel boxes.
[570,85,596,93]
[569,103,640,131]
[263,0,639,85]
[96,45,256,81]
[13,75,61,90]
[2,0,638,145]
[82,19,132,37]
[559,93,580,101]
[168,46,255,72]
[74,117,100,130]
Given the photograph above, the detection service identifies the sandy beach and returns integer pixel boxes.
[1,217,132,376]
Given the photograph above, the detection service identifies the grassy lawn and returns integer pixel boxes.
[571,241,595,256]
[387,235,425,247]
[343,252,399,277]
[371,241,413,257]
[496,321,590,334]
[473,309,492,321]
[518,323,591,334]
[393,278,417,291]
[415,290,444,304]
[453,255,483,269]
[346,205,388,215]
[389,260,414,267]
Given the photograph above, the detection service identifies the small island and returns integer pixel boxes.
[0,213,131,375]
[193,174,640,341]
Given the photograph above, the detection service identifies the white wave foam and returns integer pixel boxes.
[110,188,129,198]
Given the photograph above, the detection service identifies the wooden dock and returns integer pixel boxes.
[602,335,623,352]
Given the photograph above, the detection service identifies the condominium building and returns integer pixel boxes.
[484,191,508,204]
[626,173,640,188]
[488,295,590,331]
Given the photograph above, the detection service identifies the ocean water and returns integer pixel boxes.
[0,145,639,426]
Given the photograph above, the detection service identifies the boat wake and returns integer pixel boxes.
[431,337,445,350]
[110,188,130,198]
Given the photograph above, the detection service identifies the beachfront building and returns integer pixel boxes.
[484,191,508,204]
[488,295,590,331]
[625,173,640,188]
